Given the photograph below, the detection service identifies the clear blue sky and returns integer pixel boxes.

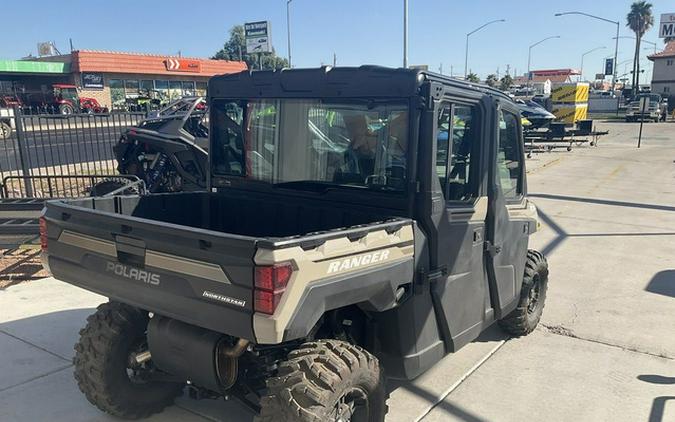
[1,0,669,81]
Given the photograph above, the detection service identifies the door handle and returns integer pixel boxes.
[473,229,483,243]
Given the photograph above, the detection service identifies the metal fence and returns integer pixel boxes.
[0,108,145,198]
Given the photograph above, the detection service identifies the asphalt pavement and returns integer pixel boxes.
[0,116,138,177]
[0,120,673,421]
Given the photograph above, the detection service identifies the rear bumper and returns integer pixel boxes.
[47,252,256,340]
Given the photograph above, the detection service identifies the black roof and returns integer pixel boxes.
[208,65,510,101]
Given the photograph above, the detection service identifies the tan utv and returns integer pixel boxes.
[40,66,549,421]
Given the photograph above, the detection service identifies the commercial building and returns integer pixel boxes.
[648,41,675,98]
[0,50,247,110]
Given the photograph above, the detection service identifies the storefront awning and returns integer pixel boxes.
[0,60,70,74]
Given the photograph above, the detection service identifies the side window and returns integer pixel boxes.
[447,105,477,201]
[497,110,523,198]
[436,104,451,194]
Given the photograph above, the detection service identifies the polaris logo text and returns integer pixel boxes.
[106,262,160,285]
[327,250,390,274]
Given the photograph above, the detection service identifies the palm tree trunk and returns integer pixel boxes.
[631,37,639,92]
[635,36,642,92]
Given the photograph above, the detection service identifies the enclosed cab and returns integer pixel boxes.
[41,66,548,422]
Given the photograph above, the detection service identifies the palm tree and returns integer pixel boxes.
[466,72,480,83]
[626,1,654,94]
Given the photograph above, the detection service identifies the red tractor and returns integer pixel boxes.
[48,84,108,115]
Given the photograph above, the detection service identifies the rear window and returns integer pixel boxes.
[210,98,409,192]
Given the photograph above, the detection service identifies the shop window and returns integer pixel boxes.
[140,80,154,96]
[154,80,169,104]
[196,81,207,97]
[109,79,125,110]
[182,81,195,96]
[169,81,182,101]
[124,80,140,98]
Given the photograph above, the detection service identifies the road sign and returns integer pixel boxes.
[604,58,614,76]
[245,21,272,54]
[659,13,675,38]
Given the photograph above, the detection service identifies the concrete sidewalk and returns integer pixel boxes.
[0,277,508,422]
[1,121,673,421]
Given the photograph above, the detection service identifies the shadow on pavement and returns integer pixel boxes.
[639,374,675,422]
[532,194,675,257]
[398,383,488,422]
[645,270,675,298]
[530,193,675,213]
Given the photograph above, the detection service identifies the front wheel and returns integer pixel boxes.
[256,340,386,422]
[59,104,74,115]
[498,250,549,336]
[73,302,184,419]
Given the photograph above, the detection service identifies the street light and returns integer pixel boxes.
[464,19,506,78]
[613,36,658,54]
[527,36,561,90]
[580,46,606,81]
[555,11,620,91]
[286,0,293,68]
[403,0,408,68]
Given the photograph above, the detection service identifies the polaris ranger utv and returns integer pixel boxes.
[40,66,548,421]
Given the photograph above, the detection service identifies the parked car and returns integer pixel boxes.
[515,99,556,128]
[625,93,665,122]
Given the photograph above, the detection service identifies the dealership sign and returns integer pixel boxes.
[659,13,675,38]
[245,21,272,53]
[604,58,614,76]
[164,58,201,73]
[81,72,104,89]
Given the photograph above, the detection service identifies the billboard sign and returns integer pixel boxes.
[245,21,272,53]
[81,72,104,89]
[659,13,675,38]
[164,58,201,73]
[604,58,614,76]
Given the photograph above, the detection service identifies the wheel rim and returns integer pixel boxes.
[526,274,541,315]
[331,387,369,422]
[0,126,8,139]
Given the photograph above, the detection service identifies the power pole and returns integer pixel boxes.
[403,0,408,68]
[333,53,336,67]
[439,63,443,74]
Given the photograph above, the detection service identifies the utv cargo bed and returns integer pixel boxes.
[42,191,414,342]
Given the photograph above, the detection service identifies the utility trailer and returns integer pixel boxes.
[524,120,608,156]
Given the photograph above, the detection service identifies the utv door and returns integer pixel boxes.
[431,101,491,352]
[485,105,530,318]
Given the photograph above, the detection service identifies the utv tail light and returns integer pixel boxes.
[254,263,293,315]
[39,217,48,251]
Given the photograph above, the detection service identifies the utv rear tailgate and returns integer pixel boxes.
[42,199,258,340]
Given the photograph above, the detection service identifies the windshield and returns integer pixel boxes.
[211,99,409,192]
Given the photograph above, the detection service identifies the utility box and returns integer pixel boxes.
[551,82,589,104]
[551,103,588,125]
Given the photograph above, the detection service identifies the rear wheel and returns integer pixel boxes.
[73,302,184,419]
[0,122,11,139]
[256,340,386,422]
[499,250,549,336]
